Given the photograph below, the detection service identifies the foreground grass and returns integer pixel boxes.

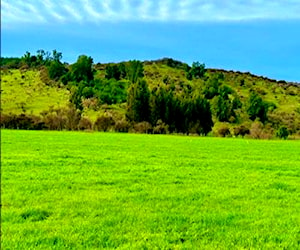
[1,130,300,249]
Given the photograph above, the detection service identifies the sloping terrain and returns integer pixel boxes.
[1,69,69,115]
[1,57,299,138]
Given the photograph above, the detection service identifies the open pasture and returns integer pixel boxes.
[1,130,300,249]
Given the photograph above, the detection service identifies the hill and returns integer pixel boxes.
[1,53,300,138]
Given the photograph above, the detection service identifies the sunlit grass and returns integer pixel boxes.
[1,69,69,115]
[1,130,300,249]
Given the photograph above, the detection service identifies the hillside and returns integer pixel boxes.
[1,54,300,138]
[1,69,69,115]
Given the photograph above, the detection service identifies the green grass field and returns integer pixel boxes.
[1,130,300,249]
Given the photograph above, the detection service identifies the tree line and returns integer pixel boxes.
[1,50,295,139]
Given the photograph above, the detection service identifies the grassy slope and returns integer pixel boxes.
[2,130,300,249]
[1,63,299,126]
[213,70,300,113]
[143,63,300,114]
[1,69,69,115]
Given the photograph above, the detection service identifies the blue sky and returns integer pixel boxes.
[2,0,300,82]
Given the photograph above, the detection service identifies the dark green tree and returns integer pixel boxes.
[126,60,144,83]
[214,85,234,122]
[150,87,168,125]
[22,51,31,66]
[95,79,127,104]
[0,57,21,68]
[276,126,289,139]
[70,83,85,110]
[52,50,62,62]
[247,92,268,123]
[187,62,206,80]
[36,49,45,65]
[48,61,67,80]
[118,62,127,79]
[215,96,232,122]
[71,55,94,83]
[182,96,213,134]
[203,76,220,99]
[126,79,150,122]
[105,64,121,80]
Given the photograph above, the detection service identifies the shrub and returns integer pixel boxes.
[64,106,81,130]
[82,97,99,110]
[276,126,289,139]
[249,121,273,139]
[43,112,67,130]
[153,119,169,134]
[250,121,264,139]
[133,122,152,134]
[114,119,130,133]
[94,115,115,132]
[212,123,231,137]
[255,87,267,95]
[286,86,297,96]
[233,124,250,137]
[78,117,92,130]
[217,124,231,137]
[268,111,300,135]
[0,113,44,130]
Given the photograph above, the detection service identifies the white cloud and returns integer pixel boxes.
[157,0,171,20]
[81,0,102,20]
[2,0,300,27]
[42,0,66,22]
[138,0,153,20]
[120,0,131,19]
[62,3,83,22]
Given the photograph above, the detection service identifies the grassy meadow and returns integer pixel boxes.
[1,130,300,249]
[1,69,69,115]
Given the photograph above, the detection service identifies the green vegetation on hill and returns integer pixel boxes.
[1,69,69,115]
[2,130,300,248]
[1,51,300,138]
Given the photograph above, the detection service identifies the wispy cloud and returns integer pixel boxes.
[41,0,66,22]
[62,3,83,22]
[2,0,300,27]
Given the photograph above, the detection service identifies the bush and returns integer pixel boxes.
[43,112,67,130]
[82,97,99,110]
[65,106,81,130]
[250,121,264,139]
[217,124,231,137]
[133,122,152,134]
[114,119,130,132]
[94,115,115,131]
[268,111,299,135]
[212,123,231,137]
[153,119,169,134]
[249,121,273,139]
[233,124,250,137]
[78,117,92,130]
[0,113,45,130]
[41,106,81,131]
[276,126,289,139]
